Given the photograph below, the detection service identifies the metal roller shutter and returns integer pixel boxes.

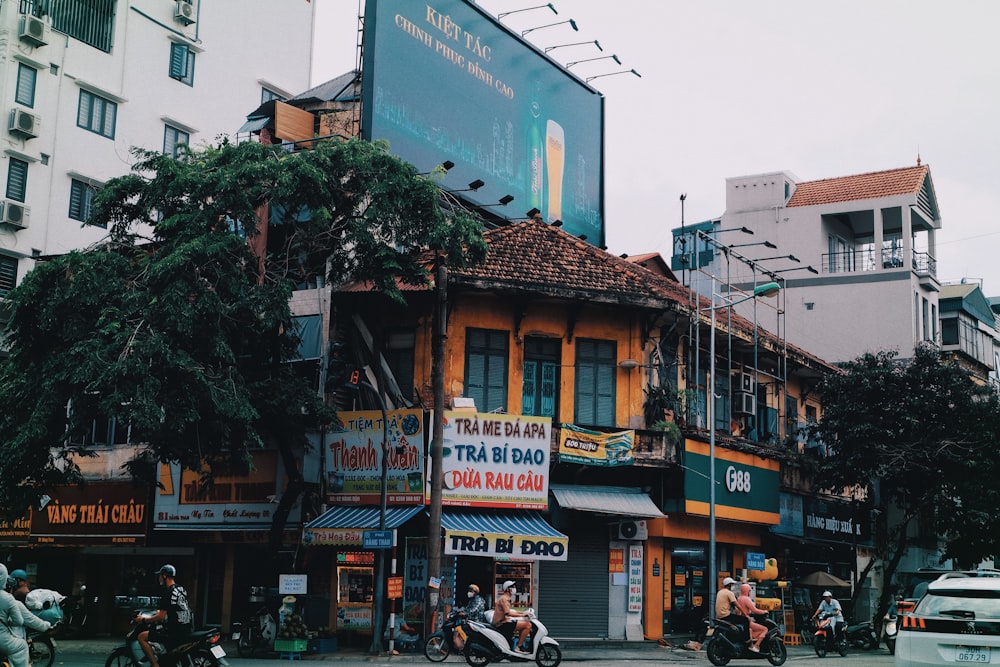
[538,531,609,638]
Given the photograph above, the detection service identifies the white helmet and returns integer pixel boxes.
[822,590,833,597]
[722,577,736,587]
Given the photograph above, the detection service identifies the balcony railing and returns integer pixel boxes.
[822,248,936,280]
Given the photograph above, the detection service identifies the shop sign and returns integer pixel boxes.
[682,440,780,524]
[558,424,635,466]
[30,482,147,546]
[326,410,425,506]
[154,450,299,529]
[430,411,551,509]
[443,529,567,561]
[803,497,873,545]
[0,515,30,545]
[306,528,364,546]
[628,545,643,612]
[387,577,403,600]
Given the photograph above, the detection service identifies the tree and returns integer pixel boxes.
[0,138,486,558]
[810,344,1000,622]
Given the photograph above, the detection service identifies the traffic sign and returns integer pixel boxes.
[363,530,394,549]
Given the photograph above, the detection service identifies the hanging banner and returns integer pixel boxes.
[443,527,568,561]
[557,423,635,466]
[430,412,551,509]
[326,409,425,506]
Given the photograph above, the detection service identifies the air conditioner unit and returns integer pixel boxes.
[174,0,196,25]
[18,15,48,46]
[733,391,756,416]
[9,108,39,138]
[737,372,755,393]
[0,200,30,230]
[617,520,648,541]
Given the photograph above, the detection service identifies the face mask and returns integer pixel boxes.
[468,592,474,599]
[508,589,516,596]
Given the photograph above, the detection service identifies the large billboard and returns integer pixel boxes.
[362,0,605,245]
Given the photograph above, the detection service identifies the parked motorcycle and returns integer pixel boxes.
[104,618,229,667]
[882,598,913,655]
[844,617,878,650]
[704,614,787,666]
[424,608,473,662]
[59,586,94,638]
[231,604,276,657]
[462,608,561,667]
[812,611,848,658]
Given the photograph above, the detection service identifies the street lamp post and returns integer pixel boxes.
[706,278,780,599]
[360,380,390,656]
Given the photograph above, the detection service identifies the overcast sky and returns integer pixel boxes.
[313,1,1000,295]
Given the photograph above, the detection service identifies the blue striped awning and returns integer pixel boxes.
[441,511,568,561]
[305,505,423,530]
[302,505,423,547]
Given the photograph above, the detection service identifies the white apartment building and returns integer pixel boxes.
[677,164,945,365]
[0,0,315,297]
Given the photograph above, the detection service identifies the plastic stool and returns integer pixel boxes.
[278,652,302,660]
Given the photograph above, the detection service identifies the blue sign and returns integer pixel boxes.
[364,530,394,550]
[746,552,766,571]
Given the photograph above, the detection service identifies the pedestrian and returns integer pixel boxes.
[492,580,531,653]
[133,564,192,667]
[714,577,749,639]
[0,564,30,667]
[734,583,768,652]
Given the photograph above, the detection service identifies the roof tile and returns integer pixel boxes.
[787,165,928,208]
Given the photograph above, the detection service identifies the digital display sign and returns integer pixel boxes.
[362,0,605,245]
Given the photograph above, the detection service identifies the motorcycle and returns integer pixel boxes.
[704,614,787,666]
[424,608,474,662]
[882,598,912,655]
[462,608,561,667]
[0,627,57,667]
[59,586,94,638]
[104,618,229,667]
[231,604,276,657]
[844,617,878,650]
[812,611,847,658]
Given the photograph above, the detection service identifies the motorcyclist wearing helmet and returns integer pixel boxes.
[133,565,192,667]
[715,577,749,640]
[6,570,28,603]
[492,581,531,653]
[811,590,844,637]
[457,584,486,622]
[0,564,30,667]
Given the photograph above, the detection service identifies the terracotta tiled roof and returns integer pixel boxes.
[787,165,928,208]
[450,219,691,309]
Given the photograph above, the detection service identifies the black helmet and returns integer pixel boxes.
[155,564,176,577]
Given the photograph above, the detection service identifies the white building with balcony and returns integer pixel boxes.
[0,0,315,298]
[676,163,943,365]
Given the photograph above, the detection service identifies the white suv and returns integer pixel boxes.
[895,573,1000,666]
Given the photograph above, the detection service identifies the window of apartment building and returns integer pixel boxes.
[574,338,616,427]
[0,255,17,297]
[262,87,286,104]
[386,329,416,404]
[465,328,508,413]
[77,89,116,138]
[522,336,559,419]
[69,415,130,446]
[69,178,101,226]
[15,64,36,108]
[931,304,938,343]
[51,0,115,53]
[921,297,930,341]
[6,158,28,202]
[169,43,195,86]
[163,125,190,158]
[827,235,852,273]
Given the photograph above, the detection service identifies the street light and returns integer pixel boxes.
[706,279,780,601]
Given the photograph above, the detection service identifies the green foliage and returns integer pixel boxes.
[0,138,487,518]
[811,344,1000,567]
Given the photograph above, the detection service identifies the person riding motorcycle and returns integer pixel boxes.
[457,584,487,622]
[6,571,29,604]
[714,577,749,639]
[0,565,31,667]
[8,569,65,625]
[812,590,845,637]
[734,583,769,652]
[492,581,531,653]
[133,564,192,667]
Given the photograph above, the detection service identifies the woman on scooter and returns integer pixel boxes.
[734,583,768,652]
[492,581,531,653]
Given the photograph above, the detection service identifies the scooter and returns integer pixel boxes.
[232,603,276,657]
[104,617,229,667]
[882,598,913,655]
[844,617,878,650]
[705,614,787,666]
[463,608,561,667]
[424,608,473,662]
[812,612,848,658]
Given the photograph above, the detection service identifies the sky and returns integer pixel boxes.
[312,1,1000,294]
